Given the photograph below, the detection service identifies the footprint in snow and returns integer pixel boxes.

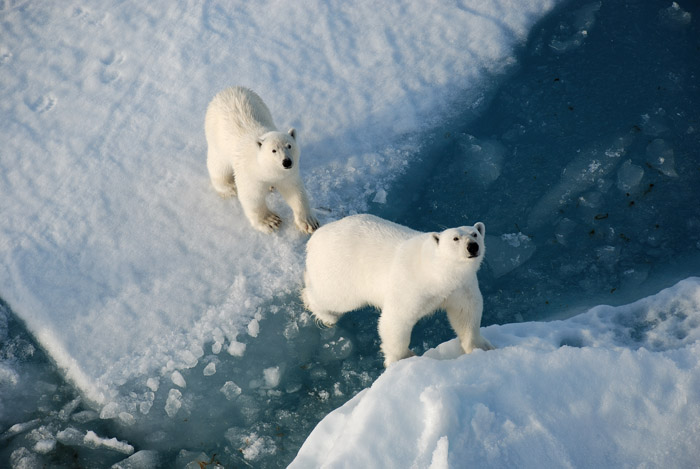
[100,50,124,83]
[25,95,57,114]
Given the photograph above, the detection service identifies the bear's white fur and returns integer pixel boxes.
[205,86,319,233]
[302,214,494,367]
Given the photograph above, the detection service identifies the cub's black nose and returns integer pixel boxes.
[467,242,479,256]
[282,158,293,169]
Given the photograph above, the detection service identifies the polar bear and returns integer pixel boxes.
[302,214,494,367]
[205,86,319,234]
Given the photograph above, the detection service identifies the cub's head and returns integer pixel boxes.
[256,128,300,178]
[431,222,486,267]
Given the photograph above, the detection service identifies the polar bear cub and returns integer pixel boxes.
[302,214,494,367]
[205,86,319,234]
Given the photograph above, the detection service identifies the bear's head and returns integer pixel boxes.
[256,128,300,180]
[430,222,486,268]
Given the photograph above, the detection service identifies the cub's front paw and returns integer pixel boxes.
[296,215,320,234]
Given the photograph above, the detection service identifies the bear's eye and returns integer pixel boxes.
[287,144,292,149]
[453,237,459,242]
[272,149,277,153]
[471,233,477,238]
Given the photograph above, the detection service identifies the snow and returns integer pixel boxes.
[0,0,561,412]
[291,278,700,468]
[1,0,699,467]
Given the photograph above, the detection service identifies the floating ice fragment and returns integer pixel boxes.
[373,188,387,204]
[263,366,281,388]
[283,319,300,340]
[555,218,577,246]
[139,400,152,415]
[203,362,216,376]
[227,340,246,357]
[453,135,505,188]
[646,139,677,177]
[33,438,56,454]
[59,397,81,421]
[84,430,134,454]
[118,412,135,426]
[247,318,260,337]
[549,1,601,52]
[10,448,40,468]
[322,336,354,361]
[617,160,644,192]
[111,450,161,469]
[486,233,537,278]
[1,419,40,440]
[595,245,619,272]
[659,2,692,29]
[100,401,120,420]
[212,341,223,354]
[146,377,159,392]
[71,410,98,423]
[220,381,242,400]
[56,427,86,446]
[240,432,276,461]
[179,349,199,368]
[171,370,186,388]
[165,389,182,418]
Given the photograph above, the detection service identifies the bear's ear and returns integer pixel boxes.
[432,233,440,245]
[257,138,264,148]
[475,222,485,236]
[288,128,296,140]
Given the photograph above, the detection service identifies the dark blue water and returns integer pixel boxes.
[2,1,699,467]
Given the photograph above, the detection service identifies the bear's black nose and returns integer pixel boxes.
[467,242,479,256]
[282,158,293,169]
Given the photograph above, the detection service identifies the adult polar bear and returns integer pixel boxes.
[205,86,319,233]
[303,214,494,366]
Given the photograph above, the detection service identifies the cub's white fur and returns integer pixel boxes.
[302,214,494,366]
[205,86,319,233]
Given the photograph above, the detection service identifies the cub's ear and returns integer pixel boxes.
[288,128,296,140]
[257,138,263,148]
[475,222,485,236]
[432,233,440,245]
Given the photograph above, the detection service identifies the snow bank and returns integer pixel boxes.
[0,0,560,412]
[291,277,700,468]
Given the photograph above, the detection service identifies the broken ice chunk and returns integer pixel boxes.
[220,381,242,400]
[485,233,537,278]
[203,362,216,376]
[646,139,677,177]
[171,370,186,388]
[164,389,182,418]
[617,160,645,192]
[373,188,387,204]
[263,366,281,388]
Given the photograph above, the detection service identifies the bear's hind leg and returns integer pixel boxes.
[207,150,237,198]
[301,282,339,327]
[211,172,237,198]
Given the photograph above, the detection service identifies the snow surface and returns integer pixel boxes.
[2,0,700,467]
[291,277,700,468]
[0,0,560,411]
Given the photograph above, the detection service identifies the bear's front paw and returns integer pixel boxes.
[477,336,496,351]
[255,212,282,233]
[296,215,320,234]
[383,349,415,368]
